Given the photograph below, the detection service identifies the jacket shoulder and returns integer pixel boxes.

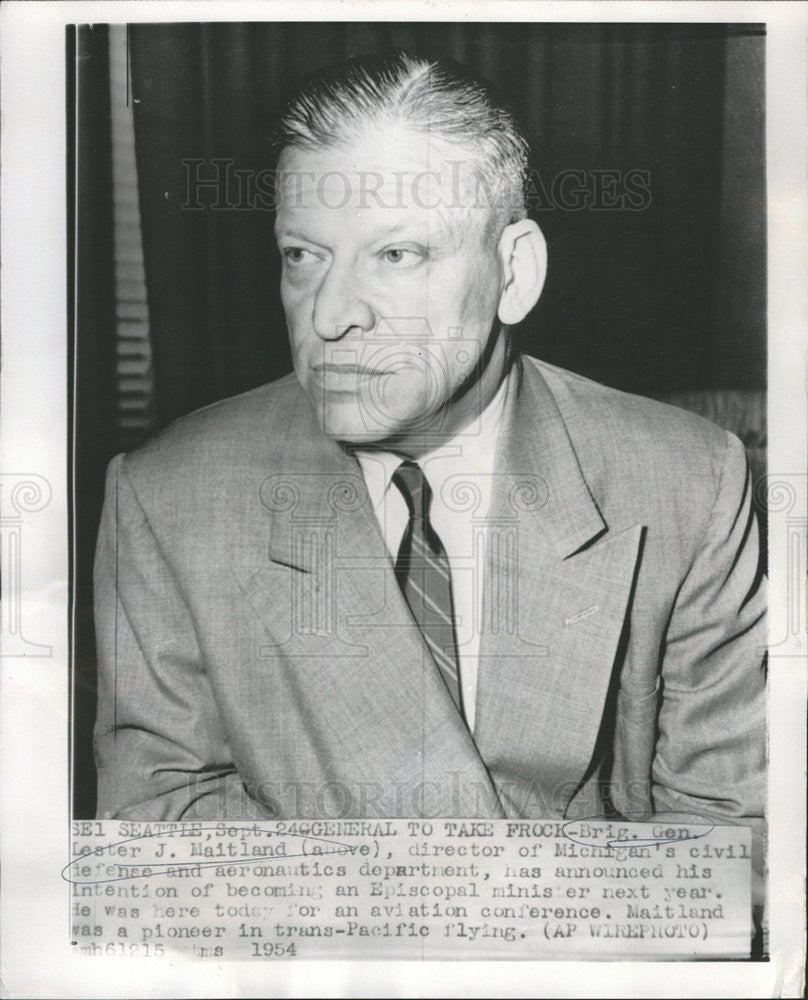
[120,373,304,481]
[526,356,734,463]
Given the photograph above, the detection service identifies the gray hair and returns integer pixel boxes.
[275,51,529,228]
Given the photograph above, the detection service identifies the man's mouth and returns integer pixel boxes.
[312,363,393,377]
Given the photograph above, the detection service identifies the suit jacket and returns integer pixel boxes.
[94,356,766,830]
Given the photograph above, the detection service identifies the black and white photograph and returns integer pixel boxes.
[1,2,805,997]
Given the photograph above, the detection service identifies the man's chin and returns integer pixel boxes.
[317,403,410,449]
[314,397,446,453]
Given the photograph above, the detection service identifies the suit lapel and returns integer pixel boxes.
[244,388,503,816]
[474,360,643,818]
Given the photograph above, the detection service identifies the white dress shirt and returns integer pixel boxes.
[353,372,510,733]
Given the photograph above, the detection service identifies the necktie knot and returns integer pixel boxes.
[392,460,432,522]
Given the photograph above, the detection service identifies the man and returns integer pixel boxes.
[94,53,766,836]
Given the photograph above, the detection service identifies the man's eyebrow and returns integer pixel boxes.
[275,228,320,243]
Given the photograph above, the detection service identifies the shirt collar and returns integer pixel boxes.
[353,366,512,512]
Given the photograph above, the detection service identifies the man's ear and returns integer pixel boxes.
[496,219,547,326]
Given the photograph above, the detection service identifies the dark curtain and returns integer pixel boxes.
[128,22,765,430]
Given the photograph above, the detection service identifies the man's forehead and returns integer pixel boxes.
[274,131,497,223]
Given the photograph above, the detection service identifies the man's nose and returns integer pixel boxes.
[311,260,375,340]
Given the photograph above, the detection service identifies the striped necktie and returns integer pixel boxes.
[392,460,464,718]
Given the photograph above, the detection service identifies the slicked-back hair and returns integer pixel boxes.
[274,51,530,228]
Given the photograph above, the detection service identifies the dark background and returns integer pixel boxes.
[72,22,766,818]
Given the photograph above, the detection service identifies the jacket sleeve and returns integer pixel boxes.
[651,431,766,821]
[93,454,270,821]
[650,431,766,905]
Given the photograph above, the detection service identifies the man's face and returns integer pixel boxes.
[275,123,508,452]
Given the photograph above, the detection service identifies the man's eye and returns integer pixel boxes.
[381,247,420,265]
[281,247,314,264]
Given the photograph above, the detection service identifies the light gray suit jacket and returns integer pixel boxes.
[94,356,766,831]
